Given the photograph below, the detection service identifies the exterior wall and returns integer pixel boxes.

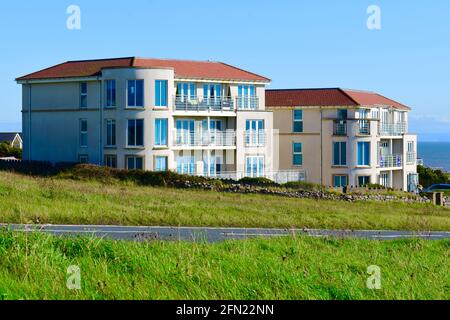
[20,67,273,178]
[269,105,417,191]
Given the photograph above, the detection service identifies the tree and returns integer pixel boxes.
[417,165,449,188]
[0,141,22,159]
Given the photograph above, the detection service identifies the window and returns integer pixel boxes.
[155,80,168,107]
[293,110,303,133]
[155,118,168,147]
[127,80,144,107]
[80,83,87,108]
[127,119,144,147]
[155,156,168,172]
[357,142,370,166]
[105,155,117,168]
[126,156,144,170]
[293,143,303,166]
[358,176,371,187]
[238,85,256,109]
[333,175,348,188]
[407,141,415,153]
[246,156,264,178]
[203,84,222,106]
[337,109,348,119]
[80,119,88,147]
[177,82,196,101]
[380,172,389,187]
[176,119,195,145]
[177,155,195,175]
[203,154,223,176]
[333,142,347,166]
[105,80,116,107]
[78,155,88,164]
[106,119,116,147]
[245,120,265,146]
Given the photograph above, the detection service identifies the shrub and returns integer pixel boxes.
[238,177,279,187]
[283,181,324,191]
[0,142,22,159]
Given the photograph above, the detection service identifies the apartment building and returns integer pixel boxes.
[16,57,276,179]
[267,88,418,191]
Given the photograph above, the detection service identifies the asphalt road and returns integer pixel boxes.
[1,224,449,242]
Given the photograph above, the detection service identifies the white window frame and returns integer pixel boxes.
[104,155,117,168]
[105,80,116,108]
[127,119,144,147]
[106,119,116,147]
[80,82,88,109]
[127,79,144,108]
[246,155,265,178]
[80,119,88,148]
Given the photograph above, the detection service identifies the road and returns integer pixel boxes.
[1,224,449,242]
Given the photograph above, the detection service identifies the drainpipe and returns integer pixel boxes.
[98,77,103,165]
[28,82,32,161]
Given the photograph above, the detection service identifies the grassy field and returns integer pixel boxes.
[0,171,449,230]
[0,232,448,300]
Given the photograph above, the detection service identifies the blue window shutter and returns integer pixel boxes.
[136,80,144,106]
[358,142,363,166]
[161,81,167,106]
[342,142,347,165]
[155,119,161,145]
[364,142,370,166]
[155,81,161,106]
[333,143,339,165]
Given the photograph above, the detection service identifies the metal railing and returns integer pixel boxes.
[236,96,259,110]
[357,120,371,135]
[244,131,267,147]
[379,154,403,168]
[174,130,236,147]
[174,96,235,112]
[379,122,407,136]
[205,170,307,184]
[406,152,417,165]
[333,120,347,136]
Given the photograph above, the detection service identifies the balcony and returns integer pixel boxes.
[236,96,259,110]
[205,170,306,184]
[406,152,416,165]
[380,154,403,168]
[174,130,236,148]
[357,120,371,135]
[244,131,267,147]
[333,120,347,136]
[379,122,407,136]
[174,96,234,112]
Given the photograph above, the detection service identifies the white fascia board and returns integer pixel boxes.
[16,76,100,84]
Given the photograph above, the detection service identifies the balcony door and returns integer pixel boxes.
[238,85,256,110]
[246,120,264,146]
[176,119,195,146]
[203,84,222,106]
[202,119,223,145]
[246,156,264,178]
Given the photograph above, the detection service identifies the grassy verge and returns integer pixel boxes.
[0,232,448,300]
[0,171,449,230]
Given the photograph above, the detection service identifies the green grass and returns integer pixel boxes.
[0,232,448,300]
[0,171,449,230]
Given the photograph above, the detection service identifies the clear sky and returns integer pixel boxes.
[0,0,449,141]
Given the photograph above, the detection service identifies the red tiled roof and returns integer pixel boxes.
[16,57,270,82]
[342,89,410,110]
[266,88,410,110]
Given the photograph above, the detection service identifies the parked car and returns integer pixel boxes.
[422,184,450,193]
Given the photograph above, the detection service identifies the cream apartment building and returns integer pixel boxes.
[267,88,418,191]
[16,57,276,179]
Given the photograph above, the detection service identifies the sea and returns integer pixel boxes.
[418,142,450,173]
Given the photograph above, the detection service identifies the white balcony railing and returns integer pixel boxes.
[236,96,259,110]
[406,152,416,165]
[380,154,403,168]
[173,95,260,112]
[174,130,236,147]
[379,122,407,136]
[244,131,267,147]
[357,120,371,135]
[174,96,234,112]
[205,170,307,184]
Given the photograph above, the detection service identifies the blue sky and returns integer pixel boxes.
[0,0,449,141]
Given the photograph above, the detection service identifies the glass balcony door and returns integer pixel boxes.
[238,85,256,110]
[176,119,195,146]
[246,156,264,178]
[203,84,222,107]
[246,120,264,146]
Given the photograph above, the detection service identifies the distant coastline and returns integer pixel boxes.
[418,142,450,172]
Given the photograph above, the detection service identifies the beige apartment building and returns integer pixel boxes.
[16,59,418,191]
[16,57,280,180]
[267,88,418,191]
